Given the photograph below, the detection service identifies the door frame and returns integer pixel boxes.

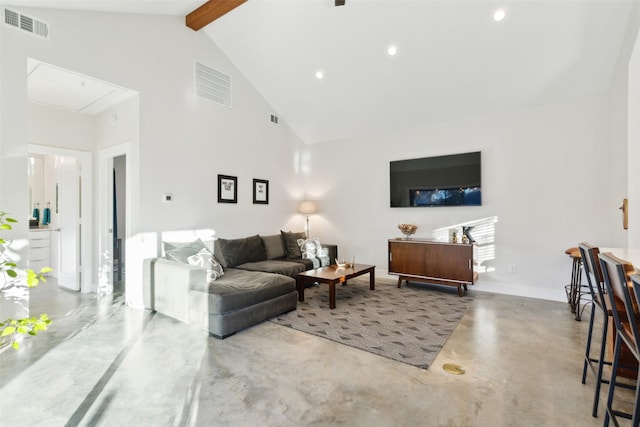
[99,143,131,295]
[27,144,93,293]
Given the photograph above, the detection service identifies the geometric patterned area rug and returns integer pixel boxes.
[270,280,472,369]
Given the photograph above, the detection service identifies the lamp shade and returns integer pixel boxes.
[298,200,317,214]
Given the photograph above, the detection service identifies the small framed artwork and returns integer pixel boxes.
[218,174,237,203]
[253,179,269,204]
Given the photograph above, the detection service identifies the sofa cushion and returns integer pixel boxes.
[189,268,295,314]
[286,258,315,270]
[213,239,227,268]
[218,235,266,268]
[187,248,224,282]
[281,230,306,258]
[201,239,216,256]
[262,234,286,260]
[236,260,305,277]
[164,239,207,263]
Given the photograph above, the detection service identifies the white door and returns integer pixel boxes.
[57,156,80,291]
[98,155,115,294]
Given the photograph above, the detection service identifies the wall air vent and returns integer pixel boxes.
[194,61,231,108]
[4,8,50,40]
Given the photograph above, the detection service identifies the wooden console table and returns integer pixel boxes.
[388,238,477,296]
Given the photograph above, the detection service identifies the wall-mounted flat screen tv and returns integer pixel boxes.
[390,151,481,207]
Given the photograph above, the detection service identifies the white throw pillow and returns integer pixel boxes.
[187,248,224,282]
[164,239,207,262]
[297,238,327,259]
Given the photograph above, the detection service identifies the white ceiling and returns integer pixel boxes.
[4,0,636,142]
[27,58,136,115]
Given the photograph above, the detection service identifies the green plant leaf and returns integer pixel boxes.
[1,326,16,336]
[26,270,39,287]
[1,214,51,350]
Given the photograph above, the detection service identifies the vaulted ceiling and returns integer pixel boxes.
[5,0,637,144]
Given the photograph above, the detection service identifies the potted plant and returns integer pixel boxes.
[0,212,51,350]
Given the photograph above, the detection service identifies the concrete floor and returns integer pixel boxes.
[0,278,636,427]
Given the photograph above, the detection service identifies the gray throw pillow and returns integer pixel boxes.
[218,235,266,267]
[262,234,286,260]
[213,239,227,268]
[281,230,306,259]
[164,239,207,263]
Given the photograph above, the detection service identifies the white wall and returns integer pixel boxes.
[629,20,640,248]
[2,9,306,307]
[608,3,640,248]
[300,6,640,303]
[303,96,616,301]
[28,103,96,151]
[94,95,139,150]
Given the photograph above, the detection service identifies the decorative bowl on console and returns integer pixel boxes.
[397,223,418,239]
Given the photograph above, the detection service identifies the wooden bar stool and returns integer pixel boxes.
[565,246,589,320]
[600,254,640,427]
[579,243,610,417]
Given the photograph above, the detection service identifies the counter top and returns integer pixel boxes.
[602,247,640,275]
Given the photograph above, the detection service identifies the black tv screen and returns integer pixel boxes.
[390,151,481,207]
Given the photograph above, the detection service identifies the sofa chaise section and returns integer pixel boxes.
[188,268,297,338]
[143,258,297,338]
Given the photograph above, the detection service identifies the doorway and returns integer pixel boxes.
[112,155,126,293]
[27,145,93,292]
[27,58,138,296]
[99,144,131,297]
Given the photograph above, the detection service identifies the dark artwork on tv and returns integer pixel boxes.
[390,151,481,207]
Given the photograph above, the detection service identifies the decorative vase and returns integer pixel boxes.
[462,226,475,243]
[398,223,418,240]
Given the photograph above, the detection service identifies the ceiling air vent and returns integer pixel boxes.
[194,61,231,108]
[4,8,50,40]
[270,114,279,124]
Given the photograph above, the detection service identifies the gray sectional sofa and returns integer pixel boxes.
[143,232,337,338]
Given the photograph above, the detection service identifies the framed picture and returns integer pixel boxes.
[218,174,237,203]
[253,179,269,204]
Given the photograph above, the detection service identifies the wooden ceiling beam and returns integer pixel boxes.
[186,0,248,31]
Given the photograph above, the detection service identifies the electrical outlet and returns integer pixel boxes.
[163,193,173,203]
[509,264,517,273]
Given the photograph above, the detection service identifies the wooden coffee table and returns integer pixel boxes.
[296,264,375,309]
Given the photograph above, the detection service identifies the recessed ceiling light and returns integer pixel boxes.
[315,71,324,79]
[388,46,397,56]
[493,9,506,21]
